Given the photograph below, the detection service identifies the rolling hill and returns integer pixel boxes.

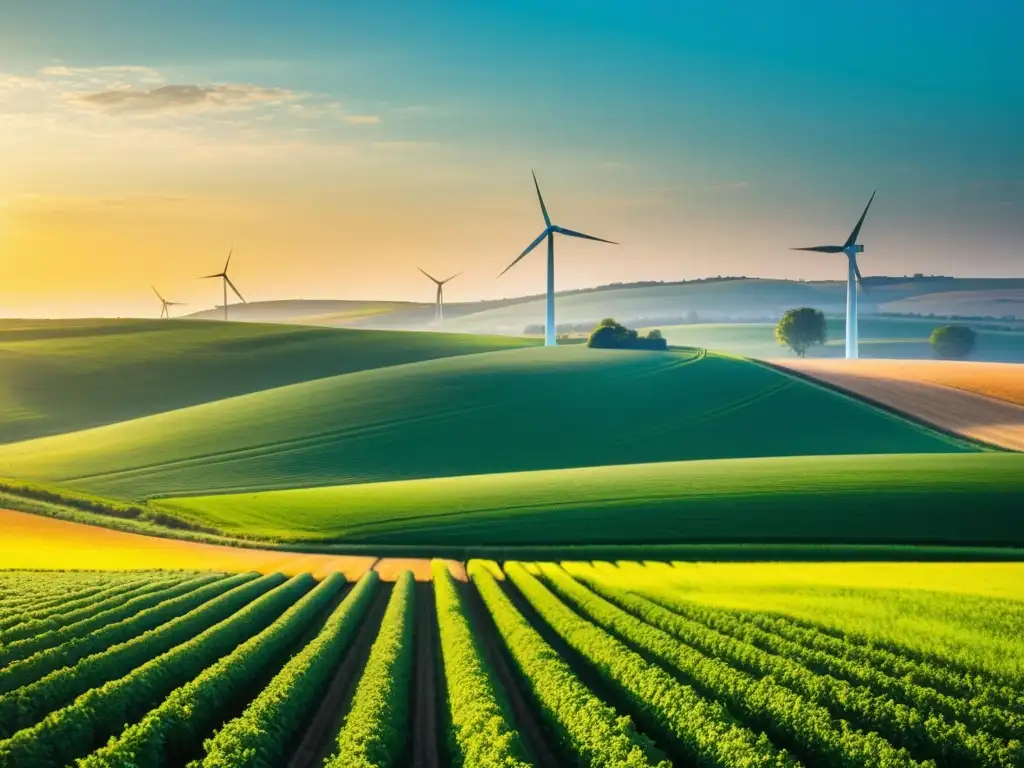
[0,319,536,443]
[186,277,1024,333]
[155,452,1024,546]
[0,347,977,500]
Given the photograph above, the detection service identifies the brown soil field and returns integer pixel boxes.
[774,358,1024,451]
[0,508,376,578]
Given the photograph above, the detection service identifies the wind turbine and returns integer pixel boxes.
[418,268,462,322]
[500,170,617,347]
[791,191,876,359]
[152,286,186,319]
[200,247,246,321]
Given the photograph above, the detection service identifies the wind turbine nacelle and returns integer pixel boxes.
[853,244,864,253]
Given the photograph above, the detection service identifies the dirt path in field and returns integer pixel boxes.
[287,582,393,768]
[0,508,377,578]
[461,580,561,768]
[409,582,441,768]
[771,359,1024,451]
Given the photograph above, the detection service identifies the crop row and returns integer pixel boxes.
[432,559,530,768]
[0,573,255,696]
[325,571,416,768]
[81,573,347,767]
[531,563,924,768]
[0,573,311,768]
[0,573,275,739]
[708,601,1024,713]
[568,571,1023,768]
[630,585,1024,745]
[469,560,671,768]
[0,579,122,616]
[0,575,185,643]
[198,570,379,768]
[0,575,165,635]
[0,573,225,668]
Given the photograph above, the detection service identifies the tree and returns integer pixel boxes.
[775,308,827,357]
[930,325,976,359]
[646,329,663,340]
[598,317,619,328]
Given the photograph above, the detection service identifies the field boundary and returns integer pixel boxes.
[756,359,1009,452]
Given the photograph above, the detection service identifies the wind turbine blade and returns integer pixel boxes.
[418,267,441,284]
[499,230,548,277]
[440,271,462,284]
[532,170,551,227]
[845,190,876,247]
[552,226,617,245]
[225,275,246,303]
[853,258,869,293]
[223,246,233,273]
[200,273,225,279]
[152,286,165,302]
[791,245,845,253]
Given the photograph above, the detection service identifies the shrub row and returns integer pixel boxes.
[0,574,224,667]
[0,576,184,643]
[509,562,800,768]
[577,577,1023,768]
[0,573,309,768]
[639,590,1024,745]
[533,564,921,768]
[325,571,416,768]
[199,571,379,768]
[80,573,346,768]
[0,573,282,741]
[431,560,530,768]
[0,574,254,696]
[720,605,1024,713]
[0,575,163,635]
[469,560,670,768]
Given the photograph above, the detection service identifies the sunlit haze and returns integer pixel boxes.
[2,1,1022,317]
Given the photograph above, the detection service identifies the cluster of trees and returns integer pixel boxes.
[587,319,667,350]
[774,308,979,359]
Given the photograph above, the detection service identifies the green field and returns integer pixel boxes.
[0,319,536,444]
[653,316,1024,362]
[155,452,1024,545]
[0,346,978,500]
[3,563,1022,767]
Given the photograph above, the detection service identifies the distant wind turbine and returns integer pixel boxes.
[500,170,617,347]
[418,268,461,322]
[200,247,246,321]
[152,286,186,319]
[791,191,876,359]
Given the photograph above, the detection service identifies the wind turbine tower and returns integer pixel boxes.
[500,171,617,347]
[201,247,246,321]
[152,286,185,319]
[791,192,876,359]
[418,268,462,322]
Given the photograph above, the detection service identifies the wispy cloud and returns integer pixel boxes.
[344,114,381,125]
[74,83,301,115]
[710,181,751,191]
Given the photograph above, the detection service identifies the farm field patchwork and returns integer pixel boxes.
[0,347,981,500]
[653,316,1024,363]
[774,358,1024,451]
[1,561,1022,767]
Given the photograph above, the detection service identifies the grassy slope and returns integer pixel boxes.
[0,318,536,443]
[157,453,1024,545]
[653,317,1024,362]
[0,346,977,500]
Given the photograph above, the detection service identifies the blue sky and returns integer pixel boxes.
[1,0,1022,315]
